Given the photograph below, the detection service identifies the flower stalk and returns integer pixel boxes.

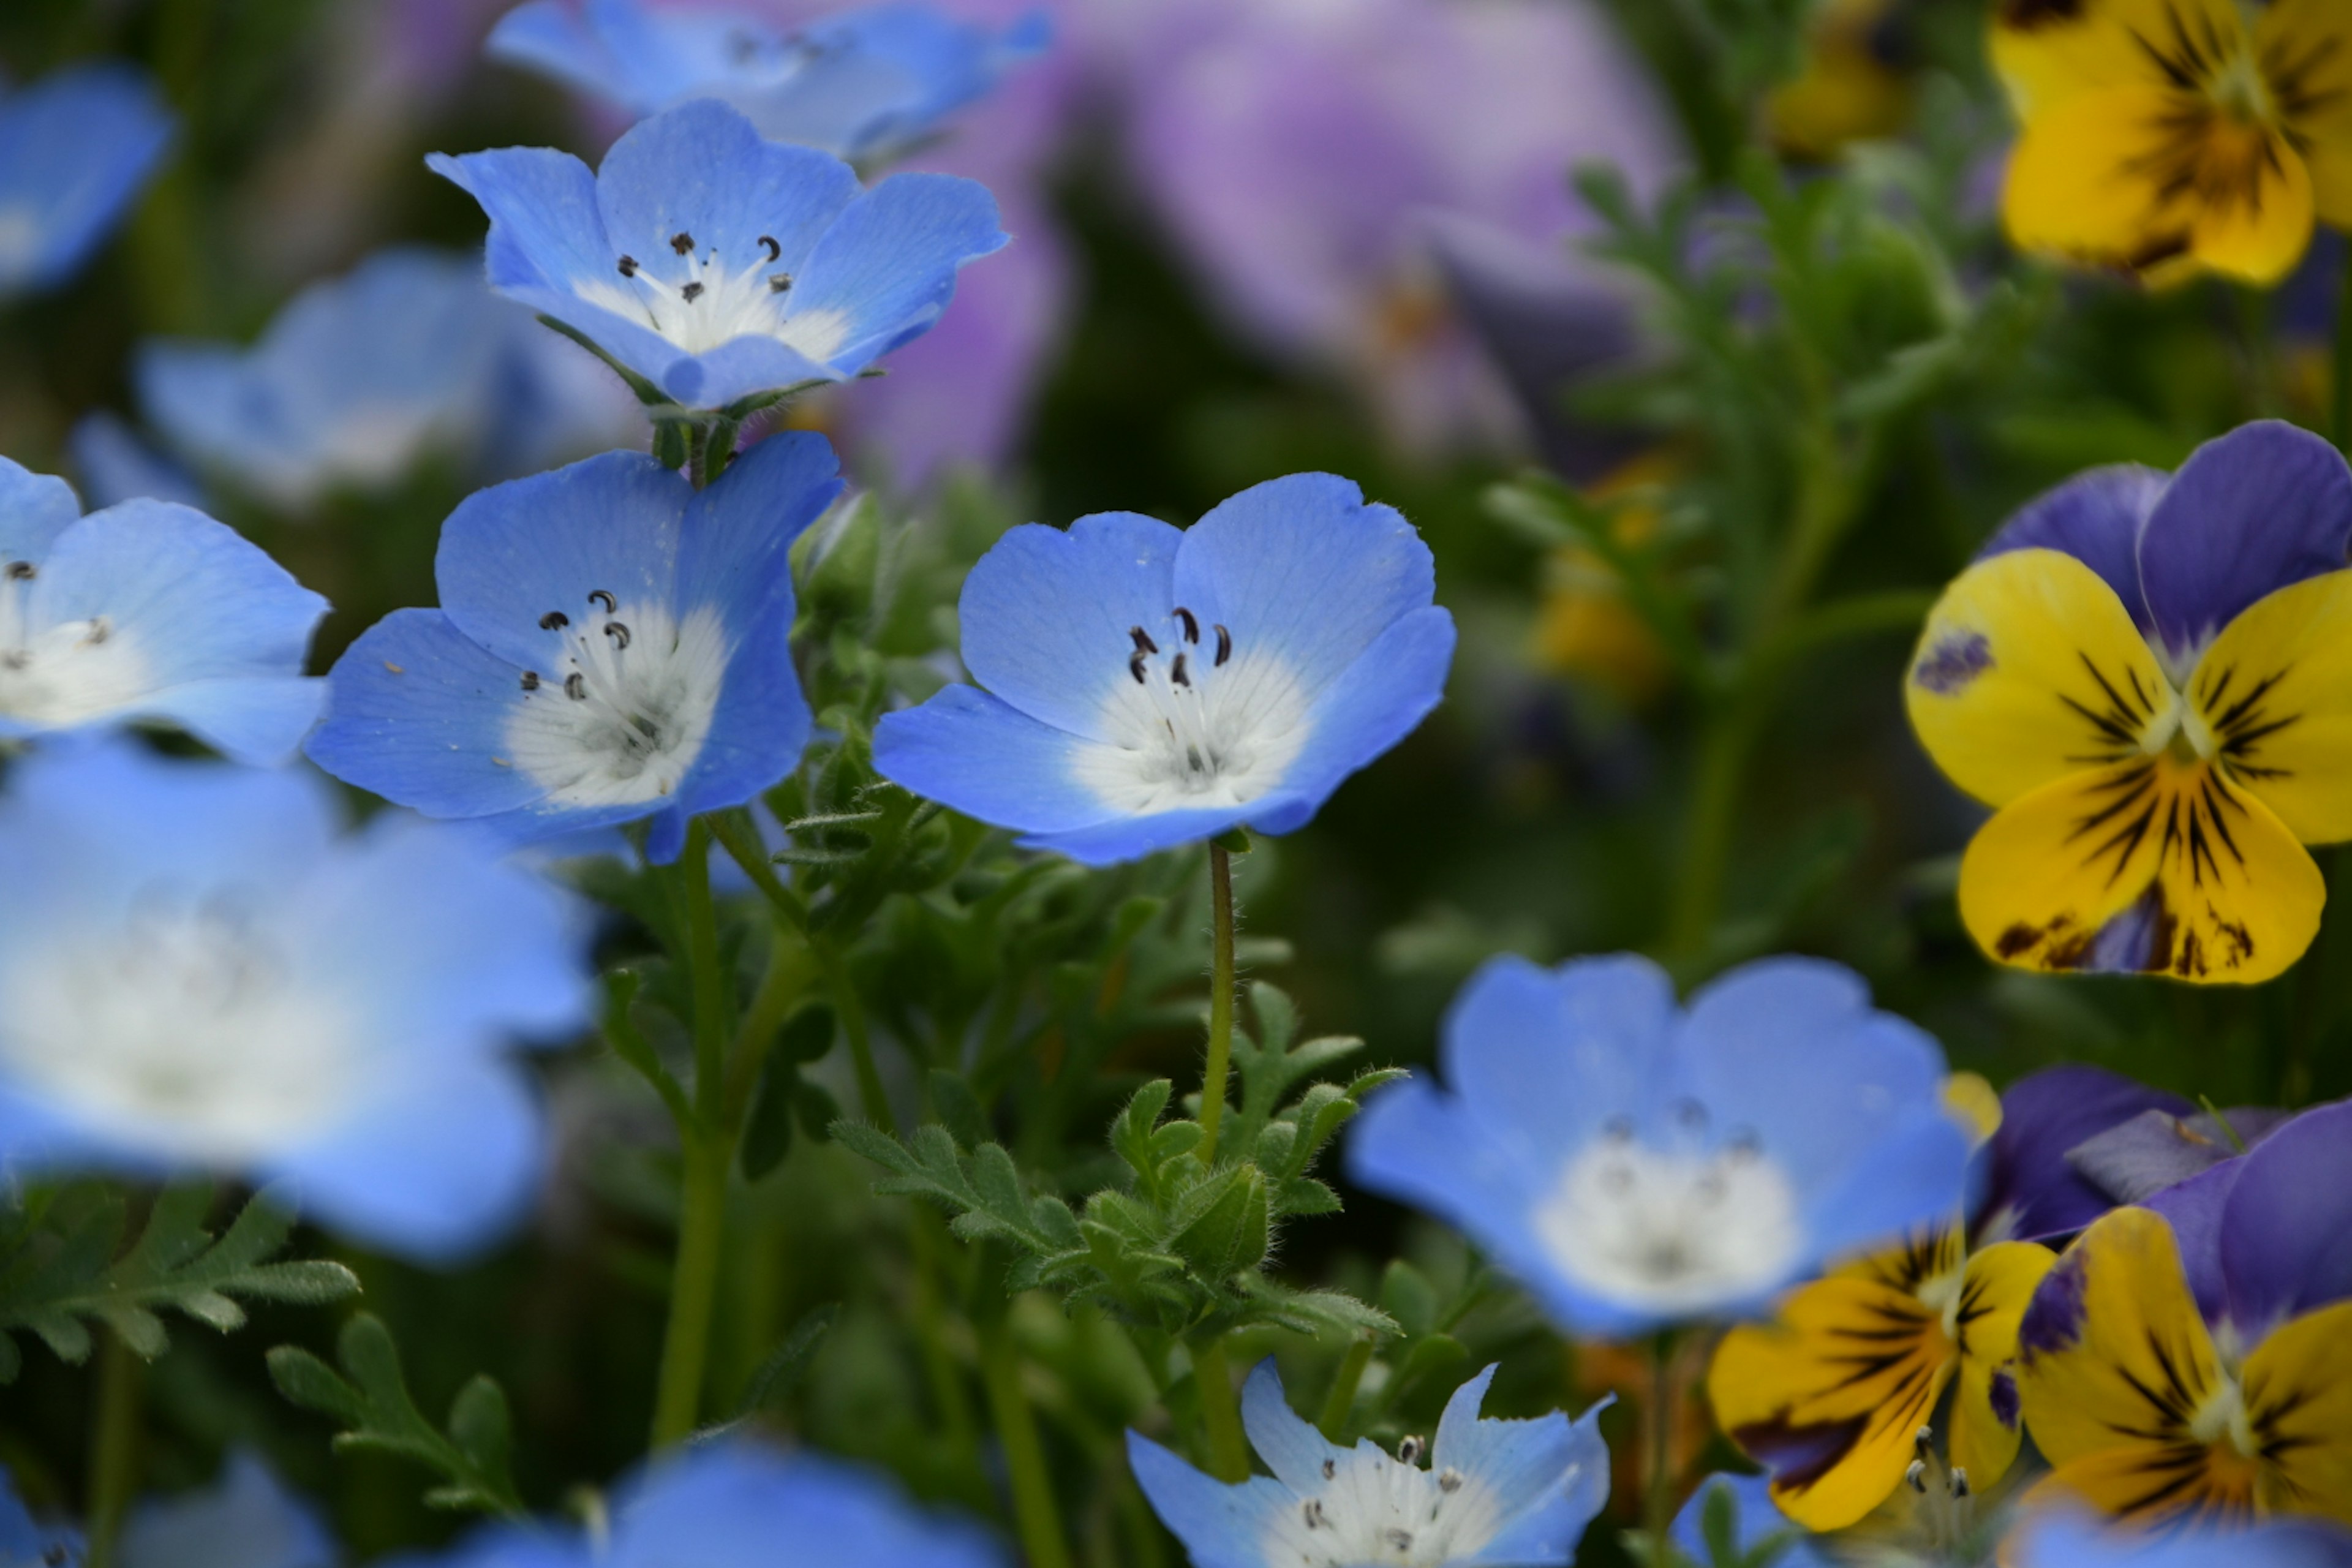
[1196,843,1238,1163]
[1190,1333,1251,1483]
[83,1327,143,1568]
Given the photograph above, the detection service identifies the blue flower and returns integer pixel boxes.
[131,248,643,511]
[391,1438,1005,1568]
[487,0,1048,164]
[1670,1474,1833,1568]
[0,62,173,300]
[0,1465,80,1568]
[2013,1511,2352,1568]
[428,98,1006,411]
[1127,1360,1608,1568]
[0,741,590,1264]
[1345,954,1972,1339]
[0,456,326,764]
[305,434,840,864]
[117,1450,335,1568]
[68,410,207,511]
[871,473,1457,866]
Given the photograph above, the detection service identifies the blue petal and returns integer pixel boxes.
[484,0,634,104]
[674,429,840,631]
[1125,1431,1289,1568]
[1257,605,1453,822]
[270,1050,546,1265]
[2214,1099,2352,1340]
[957,511,1185,739]
[658,335,834,409]
[609,1443,1008,1568]
[1434,1367,1611,1566]
[1671,1474,1832,1568]
[0,1468,83,1568]
[1978,463,2165,629]
[666,611,809,856]
[306,609,551,822]
[132,677,328,768]
[0,63,174,296]
[118,1451,334,1568]
[2138,421,2352,665]
[427,146,609,302]
[1799,1104,1973,1264]
[785,172,1008,374]
[1016,802,1267,866]
[1677,957,1951,1201]
[0,453,84,561]
[748,4,1051,158]
[1238,1359,1349,1492]
[873,685,1131,833]
[1441,953,1677,1162]
[435,451,686,673]
[1170,473,1438,707]
[68,411,206,510]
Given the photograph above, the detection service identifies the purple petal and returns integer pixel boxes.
[2065,1106,2279,1205]
[2138,421,2352,666]
[1978,463,2165,629]
[1973,1065,2192,1243]
[2149,1157,2240,1329]
[2214,1098,2352,1340]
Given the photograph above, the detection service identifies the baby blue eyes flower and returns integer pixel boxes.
[305,434,841,864]
[0,62,173,300]
[0,456,326,765]
[2014,1511,2352,1567]
[132,248,642,511]
[1346,953,1971,1340]
[116,1449,336,1568]
[405,1438,1006,1568]
[428,97,1006,412]
[1127,1360,1608,1568]
[0,742,590,1264]
[871,473,1457,867]
[488,0,1048,164]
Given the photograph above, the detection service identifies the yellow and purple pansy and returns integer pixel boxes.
[1907,420,2352,984]
[1992,0,2352,285]
[2015,1099,2352,1526]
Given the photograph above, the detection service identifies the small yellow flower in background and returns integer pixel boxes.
[1992,0,2352,285]
[1529,454,1674,703]
[1770,0,1913,160]
[1907,421,2352,984]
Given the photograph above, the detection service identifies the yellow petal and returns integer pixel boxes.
[2002,86,2315,286]
[1708,1276,1956,1529]
[2258,0,2352,226]
[1949,1240,2057,1490]
[1907,548,2169,808]
[2242,1299,2352,1525]
[2030,1446,2263,1526]
[2015,1208,2226,1472]
[2187,570,2352,846]
[1943,1072,2005,1148]
[1992,0,2250,119]
[1959,756,2324,982]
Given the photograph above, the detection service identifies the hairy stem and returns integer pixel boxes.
[1316,1335,1375,1443]
[818,938,894,1135]
[1191,1334,1251,1483]
[1196,845,1237,1163]
[84,1327,144,1568]
[980,1316,1072,1568]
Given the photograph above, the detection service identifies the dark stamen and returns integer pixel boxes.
[1129,625,1158,655]
[669,232,695,255]
[605,620,631,650]
[4,561,32,580]
[681,282,705,303]
[589,590,617,612]
[1129,651,1148,684]
[617,255,638,277]
[768,273,793,294]
[758,235,782,262]
[540,611,570,630]
[84,617,110,646]
[1213,624,1231,665]
[521,671,541,692]
[1302,1500,1325,1529]
[1175,606,1199,643]
[1438,1469,1463,1493]
[1385,1531,1415,1553]
[1170,652,1190,687]
[1396,1436,1424,1466]
[1321,1460,1336,1480]
[564,672,587,699]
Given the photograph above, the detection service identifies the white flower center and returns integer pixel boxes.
[571,230,851,363]
[0,560,154,726]
[1258,1445,1513,1568]
[502,595,726,808]
[1071,609,1313,816]
[0,894,356,1161]
[1534,1115,1803,1314]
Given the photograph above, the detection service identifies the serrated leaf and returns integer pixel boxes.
[736,1304,839,1416]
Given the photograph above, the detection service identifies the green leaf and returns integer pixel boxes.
[268,1314,526,1518]
[1169,1165,1268,1282]
[735,1303,840,1415]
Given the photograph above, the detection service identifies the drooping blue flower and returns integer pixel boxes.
[0,62,173,300]
[305,434,840,864]
[2013,1511,2352,1568]
[871,473,1457,866]
[428,98,1005,411]
[1346,954,1972,1340]
[0,456,326,764]
[0,741,590,1264]
[387,1437,1005,1568]
[117,1450,335,1568]
[1670,1474,1832,1568]
[1128,1360,1608,1568]
[130,248,643,511]
[487,0,1048,164]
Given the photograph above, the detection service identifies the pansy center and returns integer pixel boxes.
[2188,1374,2258,1458]
[1534,1110,1803,1314]
[573,229,851,363]
[0,892,355,1161]
[1073,608,1314,816]
[1257,1441,1513,1568]
[0,557,153,725]
[502,593,727,809]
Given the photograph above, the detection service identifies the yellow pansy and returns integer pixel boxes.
[1770,0,1913,160]
[1529,454,1675,704]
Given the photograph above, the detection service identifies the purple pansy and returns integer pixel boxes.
[1971,1065,2194,1244]
[2144,1098,2352,1342]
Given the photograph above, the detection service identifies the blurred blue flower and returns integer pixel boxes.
[487,0,1047,164]
[0,456,325,764]
[1670,1473,1831,1568]
[118,1450,335,1568]
[0,741,589,1264]
[1346,954,1972,1339]
[306,435,840,864]
[0,1465,80,1568]
[872,473,1455,865]
[132,248,644,511]
[1128,1360,1608,1568]
[428,98,1005,410]
[0,62,173,300]
[392,1437,1005,1568]
[2013,1512,2352,1568]
[67,410,206,511]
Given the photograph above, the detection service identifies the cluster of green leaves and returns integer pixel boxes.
[837,982,1401,1346]
[0,1185,356,1382]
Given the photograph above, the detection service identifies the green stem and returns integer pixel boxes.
[1664,704,1762,962]
[2334,241,2352,452]
[1643,1333,1679,1556]
[1315,1336,1375,1443]
[1196,845,1237,1164]
[818,938,894,1134]
[1191,1335,1250,1483]
[84,1328,144,1568]
[980,1317,1072,1568]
